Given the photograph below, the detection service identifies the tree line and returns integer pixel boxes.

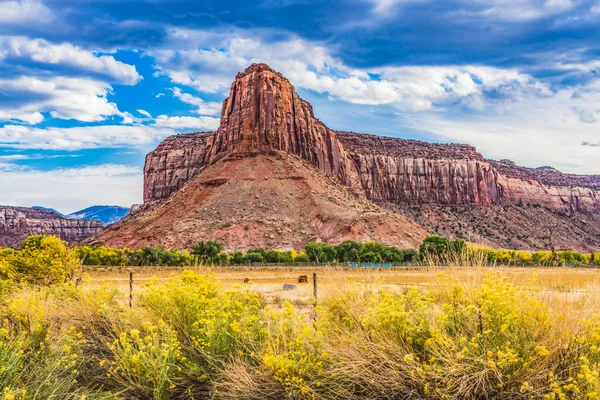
[2,235,599,269]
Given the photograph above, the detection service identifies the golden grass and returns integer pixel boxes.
[81,265,600,312]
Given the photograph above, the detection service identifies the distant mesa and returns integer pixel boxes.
[0,206,103,248]
[68,63,600,251]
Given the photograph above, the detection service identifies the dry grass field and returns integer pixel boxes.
[82,265,600,308]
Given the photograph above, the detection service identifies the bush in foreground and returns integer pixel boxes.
[2,269,600,399]
[0,236,78,285]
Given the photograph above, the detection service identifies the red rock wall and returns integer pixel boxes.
[343,153,503,205]
[142,63,600,215]
[143,132,213,203]
[205,63,348,181]
[0,206,104,248]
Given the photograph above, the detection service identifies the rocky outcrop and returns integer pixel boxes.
[129,63,600,250]
[206,63,349,181]
[143,132,213,202]
[142,64,600,218]
[0,206,104,248]
[491,159,600,190]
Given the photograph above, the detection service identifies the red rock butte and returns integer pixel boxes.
[95,63,600,251]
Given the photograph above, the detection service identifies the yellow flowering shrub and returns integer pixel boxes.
[3,236,78,285]
[0,328,25,393]
[139,270,266,379]
[106,322,182,400]
[262,302,328,398]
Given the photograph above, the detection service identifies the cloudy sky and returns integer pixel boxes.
[1,0,599,213]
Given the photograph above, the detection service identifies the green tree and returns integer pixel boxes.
[294,253,310,263]
[334,240,363,262]
[305,242,336,263]
[360,252,383,263]
[382,246,404,263]
[231,250,244,265]
[419,235,451,257]
[402,249,419,262]
[243,252,265,264]
[265,250,281,263]
[277,251,293,263]
[191,241,225,264]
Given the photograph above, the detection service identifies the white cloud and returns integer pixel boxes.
[0,164,142,213]
[404,82,600,174]
[137,109,152,118]
[153,29,544,113]
[172,87,221,116]
[0,0,54,25]
[473,0,576,21]
[0,124,175,150]
[154,115,220,130]
[0,76,122,123]
[0,36,141,85]
[369,0,425,14]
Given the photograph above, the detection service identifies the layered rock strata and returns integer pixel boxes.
[0,206,104,248]
[126,63,600,250]
[144,132,213,202]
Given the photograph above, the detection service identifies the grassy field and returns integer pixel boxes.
[82,265,600,308]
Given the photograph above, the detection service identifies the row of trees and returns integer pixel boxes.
[4,235,600,269]
[73,240,422,266]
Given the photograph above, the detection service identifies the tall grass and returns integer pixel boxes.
[3,271,600,399]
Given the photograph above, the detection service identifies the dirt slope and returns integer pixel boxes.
[92,152,427,251]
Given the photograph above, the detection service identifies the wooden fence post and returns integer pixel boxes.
[129,272,133,309]
[313,272,317,305]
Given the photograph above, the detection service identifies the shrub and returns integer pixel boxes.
[4,236,78,285]
[106,323,183,400]
[140,271,266,381]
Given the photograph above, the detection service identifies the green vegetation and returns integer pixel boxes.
[4,235,600,269]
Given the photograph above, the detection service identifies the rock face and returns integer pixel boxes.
[206,64,348,179]
[0,206,104,248]
[144,132,213,203]
[112,63,600,251]
[337,132,600,214]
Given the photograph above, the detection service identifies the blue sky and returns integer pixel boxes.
[1,0,599,213]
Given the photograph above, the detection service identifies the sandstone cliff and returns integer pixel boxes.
[144,132,213,203]
[337,132,600,214]
[120,63,600,251]
[0,206,104,248]
[206,63,348,180]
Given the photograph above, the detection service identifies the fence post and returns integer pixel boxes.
[313,272,317,305]
[129,272,133,309]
